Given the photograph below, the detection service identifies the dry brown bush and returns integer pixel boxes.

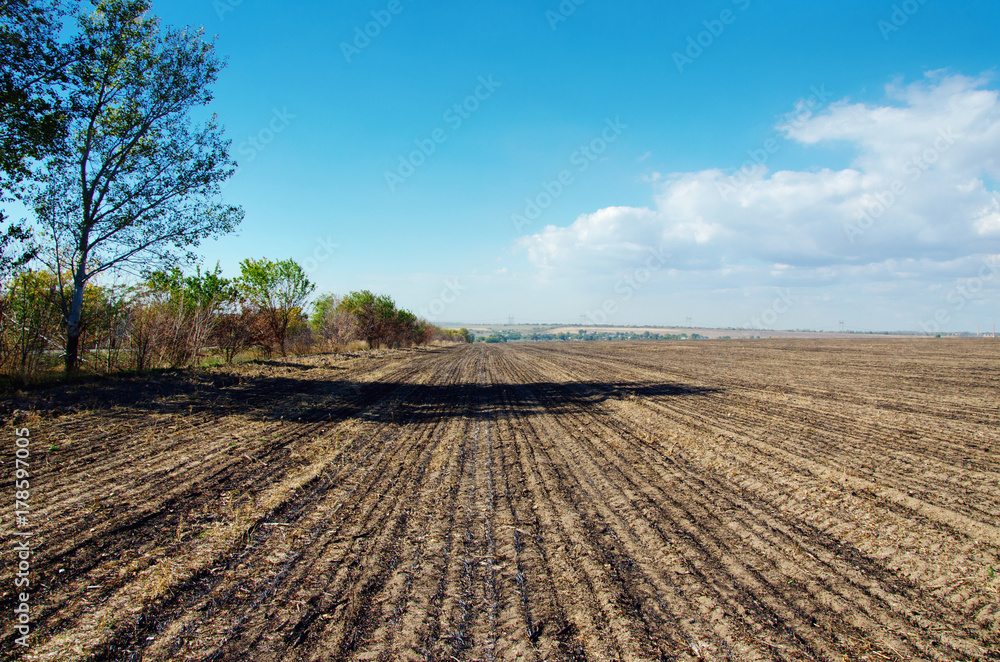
[314,307,358,352]
[213,308,269,363]
[286,327,315,356]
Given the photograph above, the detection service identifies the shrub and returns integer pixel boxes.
[311,294,358,351]
[1,271,62,383]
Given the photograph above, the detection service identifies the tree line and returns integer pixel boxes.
[479,329,707,343]
[0,257,472,384]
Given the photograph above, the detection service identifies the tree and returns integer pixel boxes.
[310,292,338,333]
[32,0,243,373]
[337,290,398,349]
[0,0,78,277]
[236,258,315,356]
[392,308,418,347]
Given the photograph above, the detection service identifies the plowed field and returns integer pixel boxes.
[3,340,999,661]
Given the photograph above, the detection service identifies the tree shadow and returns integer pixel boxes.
[4,367,719,425]
[336,379,720,425]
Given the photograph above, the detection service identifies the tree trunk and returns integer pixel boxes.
[65,330,80,373]
[64,280,86,374]
[277,311,290,357]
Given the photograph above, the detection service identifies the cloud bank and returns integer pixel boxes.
[519,72,1000,290]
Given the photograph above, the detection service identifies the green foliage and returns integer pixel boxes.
[1,270,62,383]
[138,262,237,366]
[439,327,473,344]
[334,290,443,349]
[237,258,314,313]
[310,293,338,332]
[0,0,74,190]
[147,262,234,312]
[237,258,315,355]
[0,264,462,382]
[0,0,80,277]
[0,225,36,283]
[308,293,361,349]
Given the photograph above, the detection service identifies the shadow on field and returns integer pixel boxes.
[342,379,720,425]
[4,369,719,425]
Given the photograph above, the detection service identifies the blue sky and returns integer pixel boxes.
[150,0,1000,332]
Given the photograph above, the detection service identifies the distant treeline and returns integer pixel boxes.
[479,330,708,343]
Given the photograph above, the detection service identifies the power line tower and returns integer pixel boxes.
[839,320,846,333]
[685,316,693,328]
[507,315,514,326]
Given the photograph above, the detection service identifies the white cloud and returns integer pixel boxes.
[975,200,1000,235]
[518,72,1000,282]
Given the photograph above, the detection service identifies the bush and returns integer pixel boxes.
[213,307,267,364]
[1,271,63,383]
[145,264,236,366]
[311,294,358,352]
